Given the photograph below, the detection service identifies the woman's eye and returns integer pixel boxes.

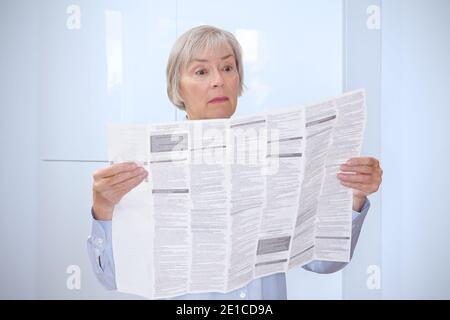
[224,65,233,72]
[195,69,207,76]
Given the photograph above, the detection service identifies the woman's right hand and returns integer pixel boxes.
[92,162,149,221]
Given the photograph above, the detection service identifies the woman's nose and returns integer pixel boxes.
[211,69,224,88]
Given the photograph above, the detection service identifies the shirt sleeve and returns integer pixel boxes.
[302,198,371,274]
[86,207,117,290]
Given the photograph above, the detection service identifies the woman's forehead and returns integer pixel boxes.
[189,43,234,62]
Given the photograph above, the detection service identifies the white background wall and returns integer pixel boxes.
[0,0,39,299]
[381,0,450,299]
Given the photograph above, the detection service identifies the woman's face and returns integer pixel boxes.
[179,44,239,120]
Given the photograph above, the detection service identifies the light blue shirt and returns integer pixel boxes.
[87,199,370,299]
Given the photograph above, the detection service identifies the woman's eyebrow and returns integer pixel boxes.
[221,54,234,60]
[192,54,234,63]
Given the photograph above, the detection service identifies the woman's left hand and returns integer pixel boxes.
[337,157,383,212]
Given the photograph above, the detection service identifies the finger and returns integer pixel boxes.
[94,167,148,193]
[113,171,148,194]
[339,181,372,193]
[337,173,372,184]
[107,167,148,187]
[94,162,138,179]
[340,164,374,174]
[346,157,379,167]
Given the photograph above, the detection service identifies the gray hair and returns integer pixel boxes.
[166,25,245,110]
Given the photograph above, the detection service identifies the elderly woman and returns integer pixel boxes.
[88,25,383,299]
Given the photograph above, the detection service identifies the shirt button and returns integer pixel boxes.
[239,291,246,299]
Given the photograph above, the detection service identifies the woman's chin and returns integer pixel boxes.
[207,105,235,119]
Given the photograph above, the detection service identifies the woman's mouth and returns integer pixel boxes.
[208,96,229,104]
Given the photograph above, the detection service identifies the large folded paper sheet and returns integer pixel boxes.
[108,89,367,299]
